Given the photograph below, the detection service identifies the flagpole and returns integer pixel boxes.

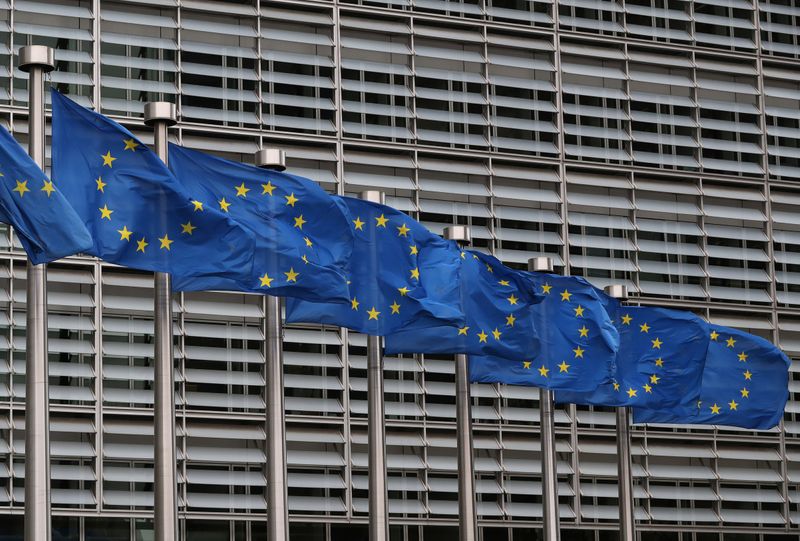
[360,190,390,541]
[443,225,477,541]
[604,284,634,541]
[19,44,54,541]
[143,102,178,541]
[527,256,560,541]
[254,148,290,541]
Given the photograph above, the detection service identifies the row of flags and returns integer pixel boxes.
[2,90,791,430]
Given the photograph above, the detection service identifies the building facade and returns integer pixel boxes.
[0,0,798,539]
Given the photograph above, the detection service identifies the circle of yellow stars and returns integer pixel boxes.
[704,329,750,416]
[610,311,664,399]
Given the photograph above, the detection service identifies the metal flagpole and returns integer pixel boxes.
[527,256,560,541]
[254,148,290,541]
[443,225,477,541]
[143,102,178,541]
[360,190,389,541]
[19,44,54,541]
[604,284,635,541]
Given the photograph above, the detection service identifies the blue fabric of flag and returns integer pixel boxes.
[467,273,618,392]
[633,326,790,430]
[0,124,92,263]
[285,196,463,334]
[50,90,257,285]
[168,144,351,302]
[556,302,708,407]
[384,250,541,360]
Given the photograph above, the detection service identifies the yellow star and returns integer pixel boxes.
[740,388,749,398]
[485,264,494,273]
[40,180,55,197]
[743,370,752,380]
[651,337,663,349]
[560,290,572,301]
[136,238,148,253]
[574,305,585,317]
[627,388,637,398]
[397,223,410,237]
[458,326,469,336]
[492,328,502,341]
[367,307,380,320]
[410,268,420,280]
[302,254,309,264]
[353,217,364,230]
[294,215,307,229]
[726,337,736,348]
[285,268,299,282]
[181,222,196,235]
[558,361,569,373]
[639,323,650,333]
[738,352,748,362]
[390,301,400,314]
[506,314,516,326]
[410,245,418,255]
[477,331,488,343]
[159,234,173,250]
[573,346,585,358]
[654,357,664,367]
[12,180,29,197]
[621,314,632,325]
[650,374,660,384]
[304,237,313,247]
[117,225,132,241]
[101,151,116,167]
[219,198,231,212]
[728,400,738,411]
[235,182,250,197]
[578,326,589,338]
[710,403,720,414]
[259,273,273,287]
[541,283,552,294]
[95,176,106,192]
[460,251,466,259]
[261,181,276,196]
[375,214,388,227]
[613,382,620,391]
[710,330,719,341]
[643,384,653,394]
[285,192,298,206]
[123,138,139,151]
[538,365,549,377]
[351,297,359,310]
[398,286,410,296]
[191,200,204,211]
[523,361,531,369]
[99,204,113,220]
[507,294,518,305]
[498,280,510,287]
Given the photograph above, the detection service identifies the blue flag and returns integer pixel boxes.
[168,145,351,302]
[556,303,708,407]
[384,250,542,360]
[634,326,790,430]
[0,125,92,263]
[467,273,618,392]
[50,91,256,284]
[285,197,463,334]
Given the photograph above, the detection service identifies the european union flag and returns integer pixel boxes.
[634,326,790,430]
[168,145,351,302]
[384,251,541,360]
[51,91,256,285]
[285,197,463,334]
[556,303,708,406]
[0,124,92,263]
[468,273,618,392]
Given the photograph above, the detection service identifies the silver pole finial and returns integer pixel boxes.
[254,148,286,171]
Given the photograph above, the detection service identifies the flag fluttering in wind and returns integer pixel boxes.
[285,197,463,334]
[0,124,92,263]
[50,90,257,285]
[168,144,351,302]
[634,325,790,430]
